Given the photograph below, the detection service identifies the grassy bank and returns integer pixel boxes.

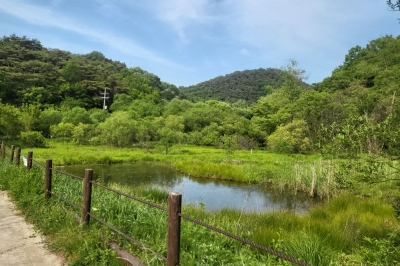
[0,158,399,265]
[17,141,337,196]
[10,140,398,203]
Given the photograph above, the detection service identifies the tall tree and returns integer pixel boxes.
[97,111,137,147]
[387,0,400,11]
[280,60,308,104]
[0,102,22,138]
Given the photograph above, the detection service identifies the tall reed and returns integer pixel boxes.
[1,153,399,265]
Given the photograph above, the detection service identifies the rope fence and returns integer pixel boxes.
[0,141,310,266]
[52,167,84,181]
[49,191,82,211]
[88,212,167,261]
[90,180,168,212]
[32,157,46,168]
[178,212,309,266]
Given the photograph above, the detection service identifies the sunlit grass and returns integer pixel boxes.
[1,158,399,265]
[24,141,340,198]
[3,140,393,203]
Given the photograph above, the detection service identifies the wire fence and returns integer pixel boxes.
[90,180,168,212]
[49,190,82,210]
[0,141,310,266]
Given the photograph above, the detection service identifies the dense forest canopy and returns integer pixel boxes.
[1,34,400,168]
[180,68,286,103]
[0,34,181,109]
[1,5,400,264]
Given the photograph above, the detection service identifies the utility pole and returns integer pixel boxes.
[101,88,109,110]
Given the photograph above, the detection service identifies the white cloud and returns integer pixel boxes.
[0,0,181,68]
[149,0,219,42]
[220,0,387,53]
[240,48,249,55]
[1,0,398,85]
[144,0,388,56]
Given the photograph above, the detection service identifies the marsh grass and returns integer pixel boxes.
[283,233,334,266]
[28,141,341,197]
[0,160,122,265]
[1,158,399,265]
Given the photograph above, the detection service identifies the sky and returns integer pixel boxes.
[0,0,399,87]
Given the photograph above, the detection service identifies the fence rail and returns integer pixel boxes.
[0,141,310,266]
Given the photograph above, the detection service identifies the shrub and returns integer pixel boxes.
[267,119,312,153]
[272,139,293,154]
[20,131,47,147]
[50,122,74,141]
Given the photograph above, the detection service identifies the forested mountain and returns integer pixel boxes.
[1,33,400,167]
[315,34,400,134]
[180,68,286,103]
[2,31,400,266]
[0,34,181,108]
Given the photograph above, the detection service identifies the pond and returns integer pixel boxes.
[64,163,321,213]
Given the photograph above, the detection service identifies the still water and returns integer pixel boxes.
[64,163,320,213]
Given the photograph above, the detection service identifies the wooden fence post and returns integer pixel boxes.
[27,151,33,170]
[45,160,52,200]
[167,192,182,266]
[81,169,93,224]
[9,145,15,163]
[1,141,4,159]
[15,148,21,166]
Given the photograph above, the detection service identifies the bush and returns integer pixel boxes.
[272,139,293,154]
[267,119,312,154]
[20,131,47,147]
[50,122,74,140]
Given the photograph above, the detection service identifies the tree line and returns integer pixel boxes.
[0,34,182,109]
[1,34,400,165]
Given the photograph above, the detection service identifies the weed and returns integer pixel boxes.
[1,144,400,265]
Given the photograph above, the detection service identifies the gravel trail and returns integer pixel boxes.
[0,190,65,266]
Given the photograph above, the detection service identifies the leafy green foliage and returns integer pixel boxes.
[20,131,47,147]
[0,102,22,138]
[361,230,400,265]
[0,160,122,265]
[280,59,309,104]
[0,35,179,109]
[267,120,312,154]
[3,34,400,196]
[61,107,92,125]
[1,158,398,265]
[61,61,82,84]
[155,115,185,154]
[220,134,238,156]
[72,123,94,145]
[36,108,62,137]
[23,86,51,105]
[97,111,137,146]
[181,68,285,103]
[50,122,74,140]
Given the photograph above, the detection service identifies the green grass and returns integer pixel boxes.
[11,141,340,197]
[1,157,399,265]
[18,141,394,200]
[0,160,122,265]
[4,139,400,206]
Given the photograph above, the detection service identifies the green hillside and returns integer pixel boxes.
[1,34,400,159]
[180,68,285,103]
[0,34,181,109]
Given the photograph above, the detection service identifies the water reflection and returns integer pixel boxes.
[64,163,320,213]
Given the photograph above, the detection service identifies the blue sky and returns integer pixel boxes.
[0,0,399,87]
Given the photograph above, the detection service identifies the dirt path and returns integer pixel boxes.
[0,190,65,266]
